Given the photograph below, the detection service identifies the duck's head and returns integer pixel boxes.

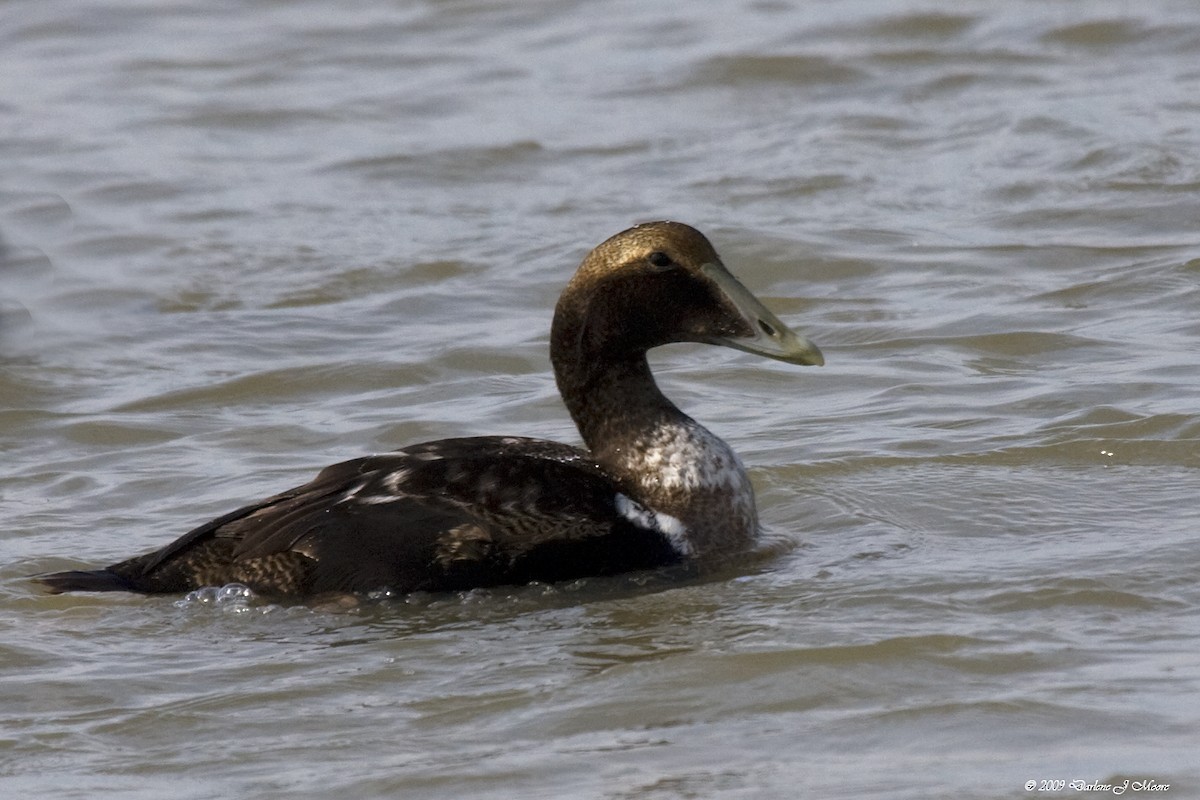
[552,221,824,368]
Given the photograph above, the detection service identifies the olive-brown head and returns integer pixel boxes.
[551,220,824,369]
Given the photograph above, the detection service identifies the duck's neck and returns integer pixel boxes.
[552,350,758,558]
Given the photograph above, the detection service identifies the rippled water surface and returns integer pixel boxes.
[3,1,1199,798]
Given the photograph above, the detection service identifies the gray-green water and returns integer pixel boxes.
[2,1,1198,798]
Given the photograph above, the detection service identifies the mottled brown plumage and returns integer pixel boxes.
[36,222,823,600]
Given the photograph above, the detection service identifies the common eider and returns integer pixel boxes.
[36,222,823,599]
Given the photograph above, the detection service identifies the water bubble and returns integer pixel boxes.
[174,583,257,610]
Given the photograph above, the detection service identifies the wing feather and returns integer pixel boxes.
[105,436,683,595]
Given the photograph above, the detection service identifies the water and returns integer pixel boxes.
[3,1,1198,797]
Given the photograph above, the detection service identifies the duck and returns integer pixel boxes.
[36,221,823,599]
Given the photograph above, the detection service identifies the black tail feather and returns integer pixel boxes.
[34,569,135,594]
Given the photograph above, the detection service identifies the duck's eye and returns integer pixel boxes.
[647,251,672,269]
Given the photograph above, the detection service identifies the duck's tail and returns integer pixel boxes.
[34,569,134,594]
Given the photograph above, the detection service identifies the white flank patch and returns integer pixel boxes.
[382,468,411,493]
[349,468,411,505]
[338,480,369,504]
[355,493,405,505]
[615,493,694,557]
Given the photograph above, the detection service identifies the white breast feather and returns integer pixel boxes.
[616,419,759,553]
[636,421,751,493]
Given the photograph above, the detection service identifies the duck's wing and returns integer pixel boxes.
[43,437,685,596]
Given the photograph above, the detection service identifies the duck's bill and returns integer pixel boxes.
[700,262,825,367]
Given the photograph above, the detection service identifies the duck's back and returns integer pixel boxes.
[38,437,687,597]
